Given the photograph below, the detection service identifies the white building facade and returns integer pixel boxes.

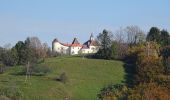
[52,34,100,55]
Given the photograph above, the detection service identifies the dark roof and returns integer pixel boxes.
[82,40,99,49]
[82,45,89,49]
[90,40,99,46]
[72,38,80,44]
[71,38,82,47]
[52,38,59,43]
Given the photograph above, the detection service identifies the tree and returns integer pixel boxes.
[114,27,126,44]
[98,84,128,100]
[125,25,145,46]
[1,48,18,66]
[129,83,170,100]
[97,29,113,59]
[113,27,128,59]
[0,62,5,74]
[160,29,170,46]
[14,41,25,65]
[0,47,3,61]
[136,55,163,83]
[146,27,160,42]
[26,37,43,59]
[160,46,170,74]
[127,42,163,84]
[23,37,47,83]
[42,43,49,59]
[111,42,116,59]
[113,26,144,59]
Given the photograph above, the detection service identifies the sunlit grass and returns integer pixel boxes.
[0,56,125,100]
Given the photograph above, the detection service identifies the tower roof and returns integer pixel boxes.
[71,38,82,47]
[82,34,99,49]
[72,38,80,44]
[90,33,93,38]
[90,33,94,41]
[52,38,59,43]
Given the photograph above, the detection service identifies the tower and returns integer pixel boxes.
[90,33,94,41]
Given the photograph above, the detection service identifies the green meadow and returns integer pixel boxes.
[0,56,125,100]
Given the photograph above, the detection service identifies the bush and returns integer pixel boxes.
[98,84,128,100]
[136,56,164,83]
[22,64,51,76]
[56,72,68,84]
[31,65,51,76]
[129,83,170,100]
[0,86,23,100]
[1,48,18,66]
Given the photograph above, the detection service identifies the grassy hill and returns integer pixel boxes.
[0,56,125,100]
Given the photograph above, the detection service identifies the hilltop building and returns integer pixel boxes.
[52,34,100,55]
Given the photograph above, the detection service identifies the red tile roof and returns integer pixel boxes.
[70,38,82,47]
[53,37,98,48]
[70,44,82,47]
[53,38,82,47]
[61,43,72,46]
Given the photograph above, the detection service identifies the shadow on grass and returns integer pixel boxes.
[122,62,136,87]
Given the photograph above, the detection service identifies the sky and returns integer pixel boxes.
[0,0,169,47]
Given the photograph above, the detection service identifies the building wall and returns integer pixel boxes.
[53,42,100,55]
[80,46,100,54]
[80,49,90,54]
[53,42,69,54]
[90,46,100,53]
[70,46,81,55]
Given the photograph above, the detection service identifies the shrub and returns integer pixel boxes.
[22,64,51,76]
[98,84,129,100]
[136,56,164,83]
[31,65,51,76]
[129,83,170,100]
[0,86,23,100]
[56,72,68,84]
[1,48,18,66]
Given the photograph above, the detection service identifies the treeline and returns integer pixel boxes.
[0,37,52,73]
[95,25,145,60]
[98,26,170,100]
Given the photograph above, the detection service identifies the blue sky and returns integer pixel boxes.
[0,0,169,47]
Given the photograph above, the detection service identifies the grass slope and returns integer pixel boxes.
[0,56,125,100]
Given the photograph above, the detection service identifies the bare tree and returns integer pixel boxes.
[114,27,127,43]
[28,37,43,58]
[125,25,145,45]
[3,43,11,50]
[113,27,128,59]
[42,43,49,59]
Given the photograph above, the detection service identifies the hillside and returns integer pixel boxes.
[0,56,125,100]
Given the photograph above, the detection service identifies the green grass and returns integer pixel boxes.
[0,56,125,100]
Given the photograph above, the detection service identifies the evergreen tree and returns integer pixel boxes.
[160,29,170,46]
[146,27,160,42]
[97,29,113,59]
[15,41,25,65]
